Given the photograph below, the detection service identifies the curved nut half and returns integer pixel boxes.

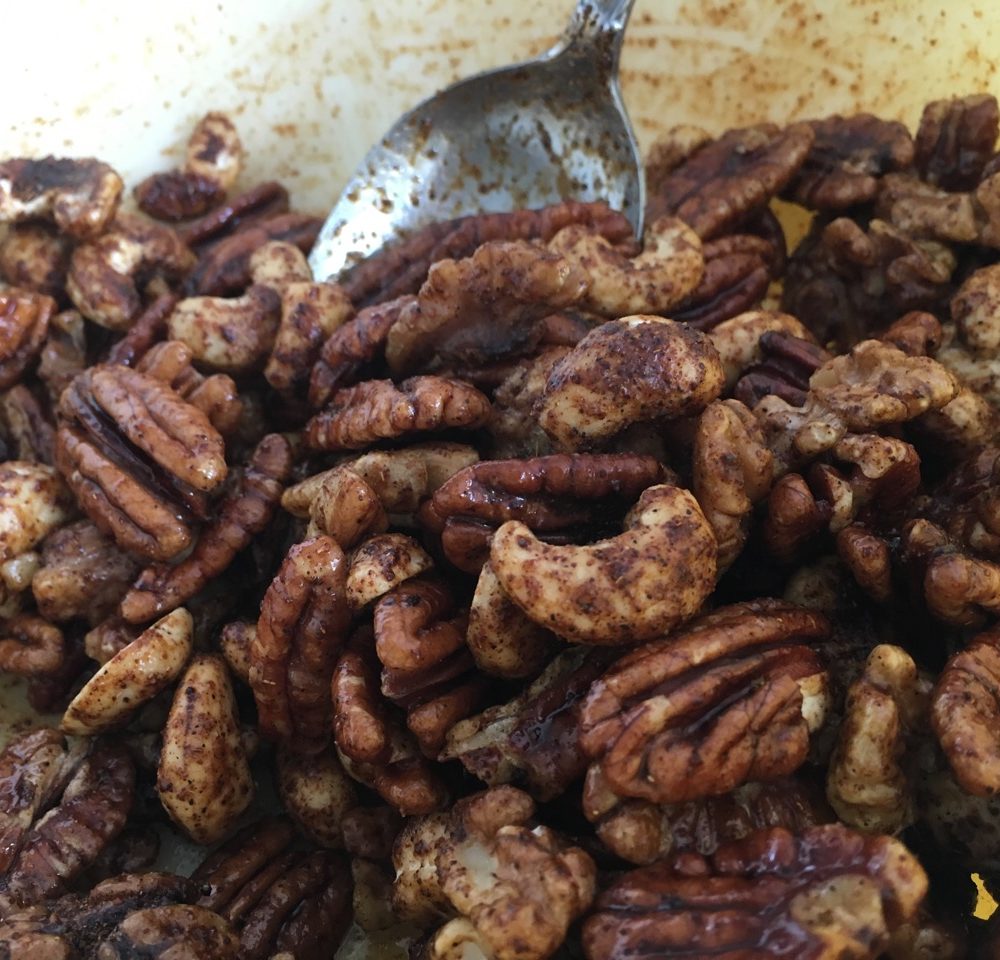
[61,608,193,735]
[490,484,717,645]
[157,653,254,844]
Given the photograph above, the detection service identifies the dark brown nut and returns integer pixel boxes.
[930,628,1000,797]
[104,292,177,367]
[644,125,713,195]
[166,284,281,374]
[733,330,832,409]
[309,294,414,407]
[784,113,914,209]
[120,433,292,624]
[37,308,86,403]
[340,199,634,307]
[487,348,566,459]
[915,93,999,190]
[782,215,955,350]
[537,317,723,450]
[902,518,1000,624]
[251,535,351,754]
[185,211,322,296]
[707,309,814,390]
[827,645,930,833]
[755,340,958,469]
[645,122,814,239]
[384,241,587,377]
[579,600,829,804]
[0,613,63,677]
[881,309,944,357]
[0,461,71,565]
[442,648,608,800]
[178,180,289,248]
[61,607,193,735]
[218,620,253,685]
[0,287,54,390]
[670,233,774,330]
[583,772,829,865]
[583,824,928,960]
[347,533,434,610]
[332,640,450,815]
[1,739,135,907]
[305,376,491,452]
[83,616,138,665]
[134,112,244,220]
[97,904,240,959]
[836,524,894,603]
[192,818,353,960]
[692,399,773,571]
[0,222,73,297]
[466,560,555,678]
[157,652,253,844]
[924,445,1000,558]
[276,748,358,848]
[65,214,194,329]
[547,215,702,316]
[393,785,596,960]
[1,384,56,464]
[374,578,483,757]
[32,520,138,625]
[55,363,228,562]
[491,485,717,645]
[0,157,122,239]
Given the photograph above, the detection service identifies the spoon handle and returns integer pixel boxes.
[559,0,636,68]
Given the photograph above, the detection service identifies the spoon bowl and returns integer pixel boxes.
[309,0,643,282]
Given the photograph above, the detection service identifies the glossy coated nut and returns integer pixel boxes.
[0,614,64,677]
[106,904,239,959]
[490,484,717,645]
[547,215,702,316]
[537,317,724,450]
[61,608,193,735]
[219,620,254,685]
[346,534,434,610]
[707,310,813,389]
[276,748,358,848]
[0,461,71,563]
[0,288,54,391]
[157,653,254,844]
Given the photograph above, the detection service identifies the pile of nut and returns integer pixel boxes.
[1,97,1000,958]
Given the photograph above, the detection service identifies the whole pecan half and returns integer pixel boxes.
[578,600,829,803]
[0,287,55,391]
[55,363,228,561]
[583,824,928,960]
[250,535,351,754]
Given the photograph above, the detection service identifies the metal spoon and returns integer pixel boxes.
[308,0,643,282]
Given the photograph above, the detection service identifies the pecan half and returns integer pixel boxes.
[537,317,723,450]
[578,600,829,803]
[0,156,122,239]
[305,376,491,452]
[250,535,351,753]
[785,113,914,209]
[491,484,717,645]
[119,433,292,624]
[645,123,814,239]
[733,330,831,409]
[393,786,596,960]
[0,287,54,390]
[55,363,227,561]
[583,824,928,960]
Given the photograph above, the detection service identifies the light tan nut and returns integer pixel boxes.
[490,484,717,645]
[305,376,491,451]
[0,461,71,564]
[583,824,928,960]
[692,399,773,571]
[104,904,240,959]
[578,600,829,805]
[32,520,139,625]
[385,240,588,375]
[251,535,351,753]
[547,215,702,316]
[157,652,253,844]
[218,620,254,685]
[393,786,596,960]
[0,614,64,677]
[0,157,123,239]
[276,748,359,848]
[347,533,434,609]
[466,560,555,678]
[708,309,813,388]
[0,287,55,391]
[61,608,193,735]
[827,645,930,833]
[84,616,138,665]
[537,317,724,450]
[66,214,194,329]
